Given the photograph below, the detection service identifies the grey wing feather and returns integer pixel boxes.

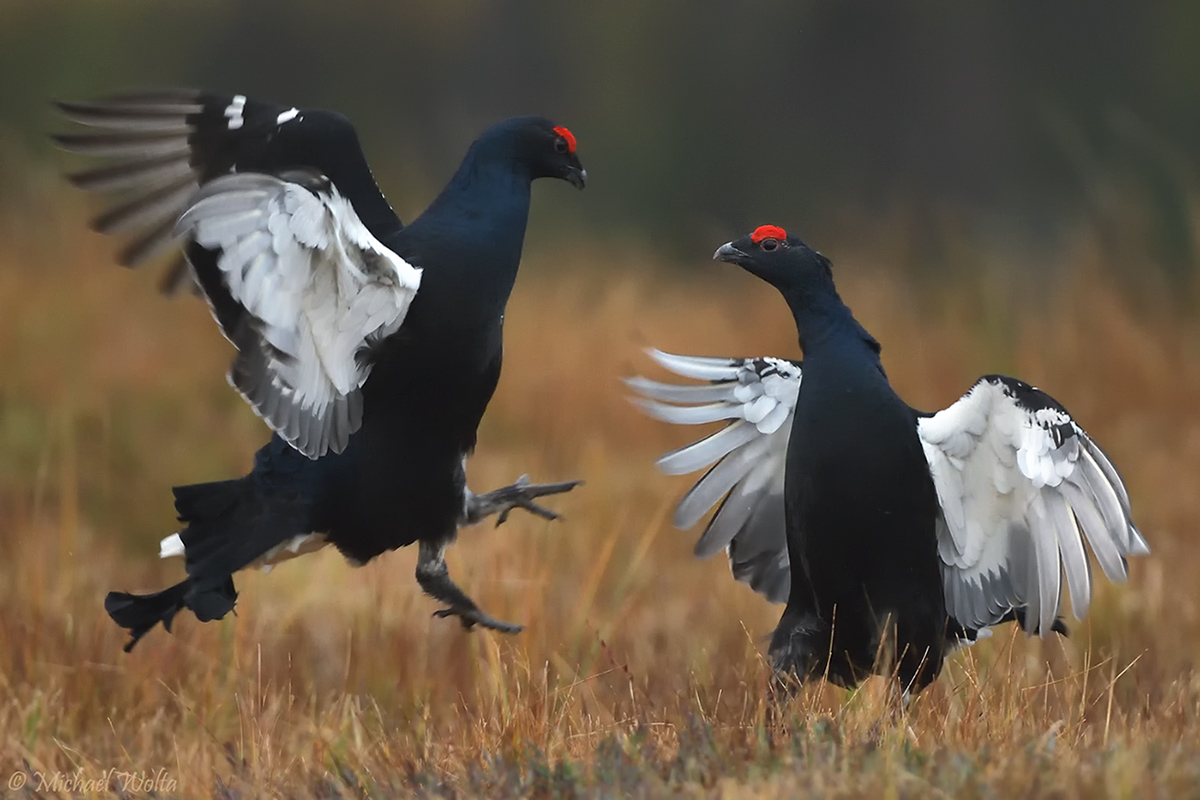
[54,95,203,279]
[629,350,799,603]
[724,477,790,603]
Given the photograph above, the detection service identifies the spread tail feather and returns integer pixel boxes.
[107,477,249,652]
[104,576,237,652]
[107,461,315,652]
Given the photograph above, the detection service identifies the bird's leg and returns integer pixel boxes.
[415,540,523,634]
[767,610,828,694]
[462,474,583,527]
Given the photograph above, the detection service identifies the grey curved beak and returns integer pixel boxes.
[566,167,587,190]
[714,242,745,263]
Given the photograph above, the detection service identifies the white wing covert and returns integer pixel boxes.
[628,350,798,603]
[176,170,422,459]
[918,376,1149,637]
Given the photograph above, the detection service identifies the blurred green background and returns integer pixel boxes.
[1,0,1198,281]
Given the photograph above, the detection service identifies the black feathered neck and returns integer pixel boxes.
[405,118,549,268]
[393,120,547,327]
[778,268,882,360]
[423,116,557,210]
[421,127,535,223]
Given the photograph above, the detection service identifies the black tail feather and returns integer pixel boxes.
[105,576,237,652]
[107,464,312,652]
[105,582,189,653]
[105,477,247,652]
[173,478,247,575]
[174,476,294,583]
[174,478,244,519]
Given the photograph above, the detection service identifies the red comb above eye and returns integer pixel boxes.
[553,125,577,154]
[751,225,787,244]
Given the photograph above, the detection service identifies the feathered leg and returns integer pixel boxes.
[415,540,523,633]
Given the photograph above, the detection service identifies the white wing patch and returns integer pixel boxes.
[224,94,246,130]
[628,350,798,603]
[919,376,1149,637]
[176,171,422,458]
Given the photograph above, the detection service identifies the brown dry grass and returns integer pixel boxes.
[0,202,1198,798]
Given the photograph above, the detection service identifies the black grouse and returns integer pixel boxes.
[630,225,1149,695]
[55,90,587,650]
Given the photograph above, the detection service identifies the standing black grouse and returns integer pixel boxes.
[630,225,1149,695]
[55,90,587,650]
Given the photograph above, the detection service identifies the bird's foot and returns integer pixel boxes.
[432,604,523,634]
[464,475,583,527]
[416,540,524,634]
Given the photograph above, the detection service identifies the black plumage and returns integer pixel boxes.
[56,90,586,650]
[632,225,1148,695]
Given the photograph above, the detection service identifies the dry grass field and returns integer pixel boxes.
[1,199,1199,797]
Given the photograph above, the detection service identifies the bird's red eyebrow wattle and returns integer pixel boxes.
[553,125,577,154]
[751,225,787,244]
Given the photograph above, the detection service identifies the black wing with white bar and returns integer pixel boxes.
[54,90,400,293]
[175,170,421,460]
[627,350,799,603]
[918,375,1149,637]
[56,90,420,459]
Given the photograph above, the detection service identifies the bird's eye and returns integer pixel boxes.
[760,238,779,252]
[554,137,569,154]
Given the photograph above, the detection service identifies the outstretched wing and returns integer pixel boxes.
[56,90,418,459]
[175,170,420,459]
[918,375,1149,637]
[628,350,799,603]
[54,90,401,293]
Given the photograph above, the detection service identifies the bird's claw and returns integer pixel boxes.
[495,495,561,527]
[432,605,523,634]
[466,475,583,527]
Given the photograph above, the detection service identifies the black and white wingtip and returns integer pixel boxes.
[628,349,792,481]
[921,374,1150,638]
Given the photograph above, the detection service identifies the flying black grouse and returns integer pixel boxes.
[630,225,1149,695]
[55,90,587,650]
